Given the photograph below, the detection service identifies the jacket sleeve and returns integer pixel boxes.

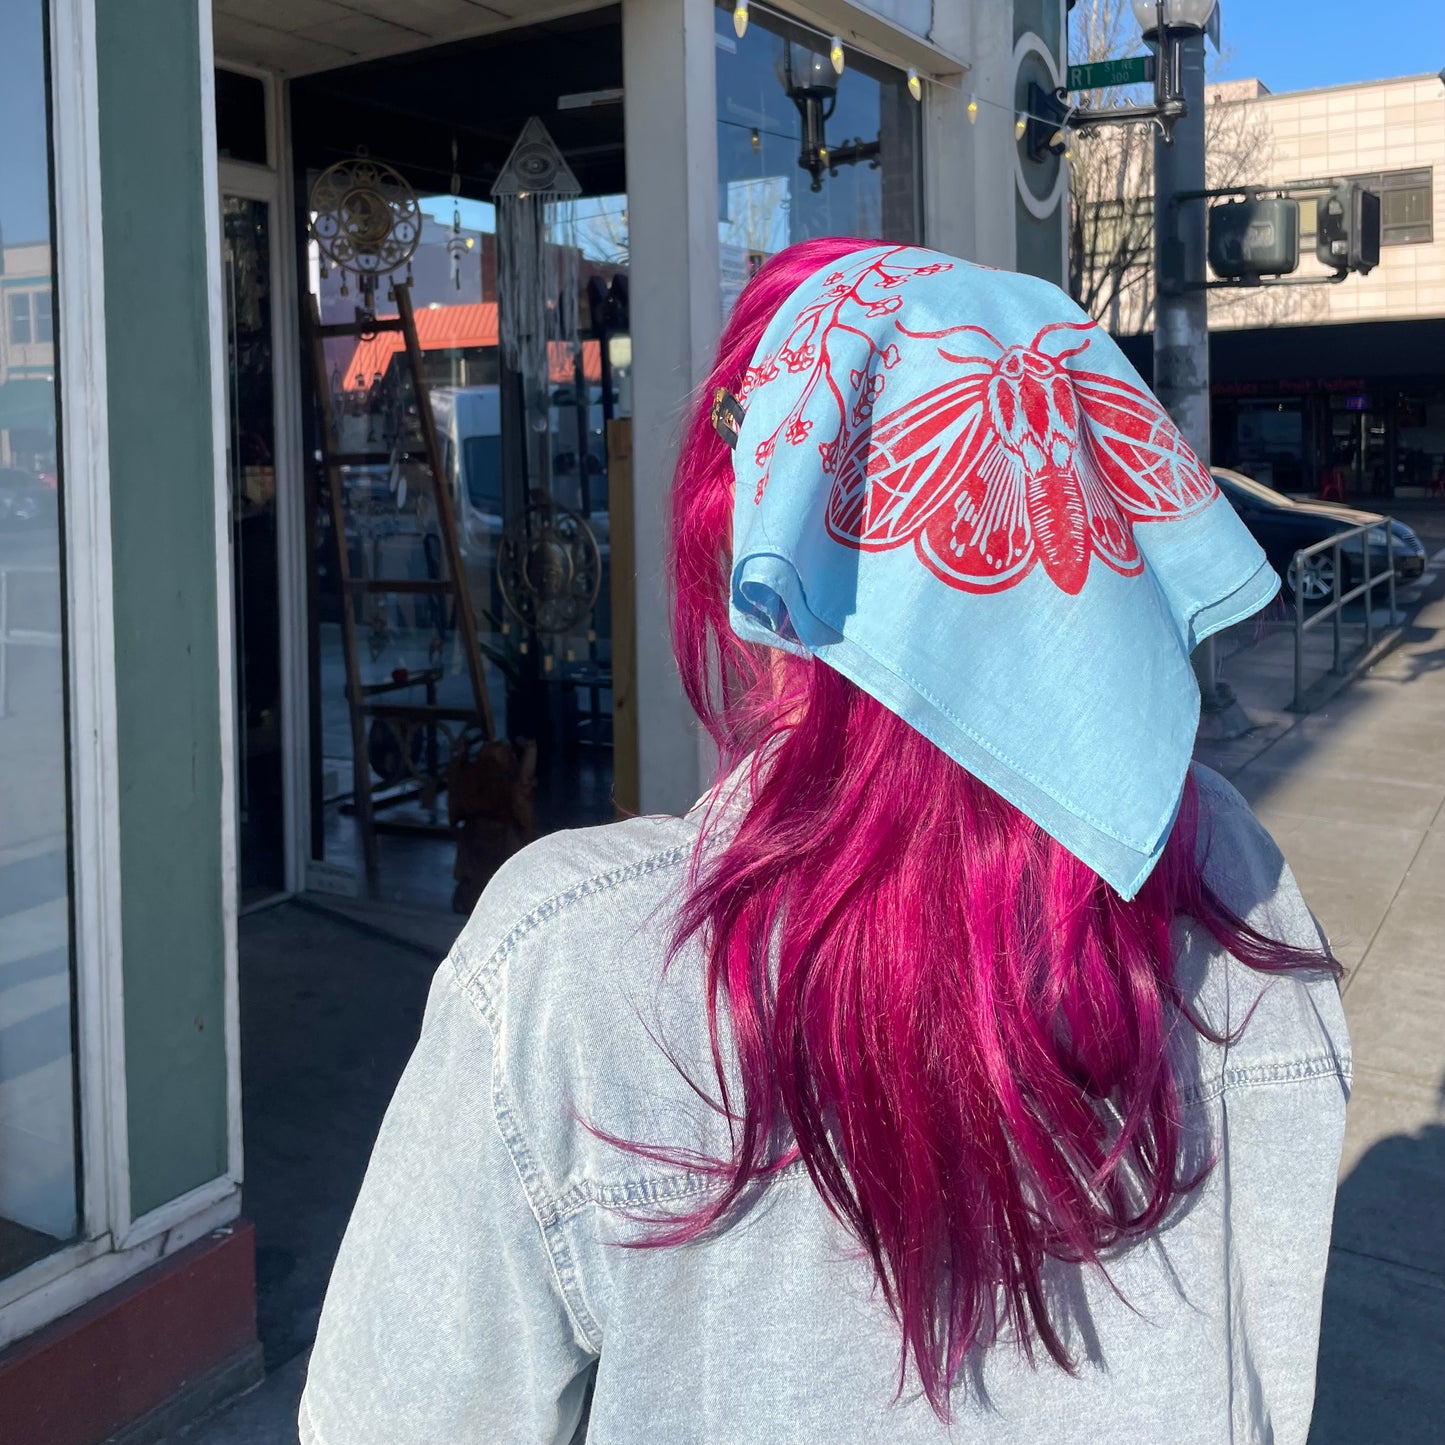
[299,957,597,1445]
[1195,766,1352,1445]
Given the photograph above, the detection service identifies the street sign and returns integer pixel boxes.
[1066,56,1156,91]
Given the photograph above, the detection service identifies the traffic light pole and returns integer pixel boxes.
[1152,27,1242,729]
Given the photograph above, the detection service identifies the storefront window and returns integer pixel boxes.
[301,181,630,902]
[715,1,921,313]
[0,0,80,1280]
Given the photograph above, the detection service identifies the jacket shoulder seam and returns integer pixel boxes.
[452,840,693,1010]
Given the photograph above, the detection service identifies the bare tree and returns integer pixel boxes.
[574,199,630,267]
[720,176,792,256]
[1066,0,1322,334]
[1066,0,1156,331]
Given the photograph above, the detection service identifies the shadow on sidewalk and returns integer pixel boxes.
[238,902,441,1370]
[1309,1075,1445,1445]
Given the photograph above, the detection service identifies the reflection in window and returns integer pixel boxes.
[714,0,921,313]
[9,292,32,345]
[304,185,632,892]
[0,0,80,1282]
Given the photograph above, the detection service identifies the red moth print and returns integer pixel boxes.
[824,319,1217,595]
[740,246,953,502]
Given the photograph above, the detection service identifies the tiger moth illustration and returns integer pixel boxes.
[741,247,1218,597]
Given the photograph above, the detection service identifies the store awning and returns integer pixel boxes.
[0,377,57,433]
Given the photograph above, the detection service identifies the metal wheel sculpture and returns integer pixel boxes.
[308,152,422,310]
[496,501,601,636]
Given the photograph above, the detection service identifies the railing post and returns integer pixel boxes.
[1364,526,1374,652]
[1388,528,1398,625]
[1331,539,1343,675]
[1293,547,1305,711]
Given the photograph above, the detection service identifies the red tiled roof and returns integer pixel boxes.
[339,302,601,389]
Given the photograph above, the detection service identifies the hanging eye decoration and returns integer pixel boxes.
[308,148,423,314]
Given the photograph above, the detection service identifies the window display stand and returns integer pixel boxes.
[305,281,494,896]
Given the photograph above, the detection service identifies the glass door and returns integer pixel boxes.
[0,0,80,1281]
[222,190,286,903]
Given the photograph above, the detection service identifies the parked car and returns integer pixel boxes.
[0,467,56,528]
[1212,467,1426,603]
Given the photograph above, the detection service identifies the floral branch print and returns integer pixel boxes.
[744,247,953,502]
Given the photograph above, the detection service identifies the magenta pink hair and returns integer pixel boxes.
[632,237,1333,1415]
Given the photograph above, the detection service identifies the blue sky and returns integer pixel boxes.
[1211,0,1445,93]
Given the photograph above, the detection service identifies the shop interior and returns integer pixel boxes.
[218,0,921,916]
[1213,387,1445,502]
[221,10,631,914]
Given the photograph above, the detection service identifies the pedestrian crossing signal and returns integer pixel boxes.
[1208,197,1299,279]
[1316,182,1381,276]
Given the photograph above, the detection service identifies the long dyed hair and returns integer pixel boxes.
[648,237,1331,1416]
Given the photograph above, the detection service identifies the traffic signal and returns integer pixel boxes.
[1208,197,1299,279]
[1316,182,1381,275]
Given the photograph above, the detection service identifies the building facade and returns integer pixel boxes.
[1077,71,1445,498]
[0,1,1071,1438]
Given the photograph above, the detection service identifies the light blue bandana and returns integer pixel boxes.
[727,244,1278,898]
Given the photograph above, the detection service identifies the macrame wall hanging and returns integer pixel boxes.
[489,117,582,394]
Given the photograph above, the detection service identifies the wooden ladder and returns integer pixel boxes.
[304,282,494,896]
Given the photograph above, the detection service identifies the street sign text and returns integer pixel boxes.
[1066,56,1156,91]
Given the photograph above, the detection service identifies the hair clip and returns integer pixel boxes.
[711,387,745,449]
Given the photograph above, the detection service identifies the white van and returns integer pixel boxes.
[430,383,611,645]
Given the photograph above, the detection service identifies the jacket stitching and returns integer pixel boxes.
[444,843,701,1352]
[455,843,694,1027]
[452,952,607,1353]
[1178,1051,1352,1106]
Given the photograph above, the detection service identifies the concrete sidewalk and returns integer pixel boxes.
[1199,561,1445,1444]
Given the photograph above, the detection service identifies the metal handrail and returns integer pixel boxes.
[1291,519,1399,711]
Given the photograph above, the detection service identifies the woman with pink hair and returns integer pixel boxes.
[301,238,1348,1444]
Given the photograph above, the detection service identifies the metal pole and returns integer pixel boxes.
[1153,27,1226,713]
[1331,539,1343,674]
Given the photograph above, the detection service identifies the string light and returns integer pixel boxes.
[724,3,1074,143]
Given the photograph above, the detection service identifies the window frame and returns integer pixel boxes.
[8,290,35,344]
[0,0,126,1343]
[34,287,53,343]
[1297,167,1432,248]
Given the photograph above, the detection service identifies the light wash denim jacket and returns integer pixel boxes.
[300,765,1350,1445]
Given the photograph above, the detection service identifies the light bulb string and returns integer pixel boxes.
[735,0,961,92]
[731,0,1118,135]
[964,85,1163,135]
[728,0,1121,140]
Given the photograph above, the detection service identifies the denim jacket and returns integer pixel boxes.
[300,765,1349,1445]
